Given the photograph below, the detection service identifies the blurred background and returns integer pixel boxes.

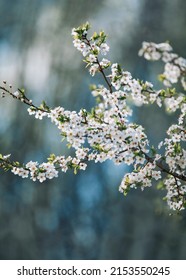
[0,0,186,259]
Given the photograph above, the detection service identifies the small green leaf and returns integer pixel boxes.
[150,146,156,156]
[47,154,56,162]
[67,143,72,149]
[157,180,165,190]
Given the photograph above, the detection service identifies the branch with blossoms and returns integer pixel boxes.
[139,41,186,89]
[1,22,186,211]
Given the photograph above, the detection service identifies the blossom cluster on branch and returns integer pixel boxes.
[0,22,186,211]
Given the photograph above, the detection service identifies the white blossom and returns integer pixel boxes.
[1,23,186,211]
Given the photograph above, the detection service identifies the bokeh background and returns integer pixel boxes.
[0,0,186,259]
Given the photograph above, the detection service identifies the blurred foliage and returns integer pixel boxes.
[0,0,186,259]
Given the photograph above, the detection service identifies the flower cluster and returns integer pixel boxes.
[139,41,186,89]
[119,160,162,194]
[72,22,110,76]
[1,23,186,211]
[164,177,186,211]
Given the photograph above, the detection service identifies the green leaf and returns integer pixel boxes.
[47,154,56,162]
[156,180,165,190]
[57,115,70,123]
[150,146,157,156]
[67,143,72,149]
[74,168,77,175]
[158,74,166,82]
[92,32,99,40]
[89,84,97,91]
[123,186,130,196]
